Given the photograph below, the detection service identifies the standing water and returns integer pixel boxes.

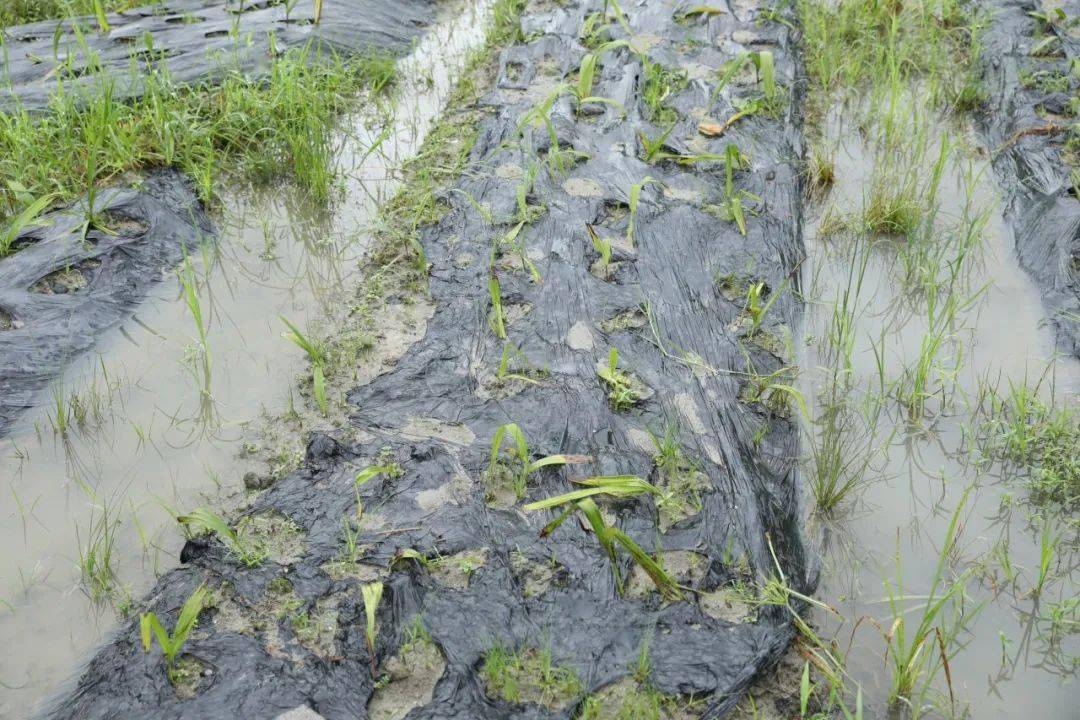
[0,1,497,715]
[798,102,1080,718]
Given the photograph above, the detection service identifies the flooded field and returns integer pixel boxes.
[797,103,1079,718]
[0,0,1077,718]
[0,1,497,714]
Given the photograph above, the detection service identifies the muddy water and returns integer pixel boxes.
[0,2,495,716]
[800,107,1080,718]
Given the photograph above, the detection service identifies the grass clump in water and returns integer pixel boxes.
[0,44,396,252]
[481,644,582,709]
[798,0,986,116]
[982,381,1080,507]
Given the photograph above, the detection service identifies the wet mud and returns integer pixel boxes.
[43,0,813,718]
[979,0,1080,355]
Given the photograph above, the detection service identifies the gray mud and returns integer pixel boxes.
[43,0,814,718]
[979,0,1080,355]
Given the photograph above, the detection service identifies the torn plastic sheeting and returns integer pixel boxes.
[1,0,437,112]
[46,1,814,718]
[978,0,1080,356]
[0,169,211,436]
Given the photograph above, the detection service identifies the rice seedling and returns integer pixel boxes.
[481,643,583,708]
[280,316,328,414]
[525,481,682,598]
[361,581,383,675]
[77,500,120,601]
[487,422,587,500]
[90,0,110,32]
[744,279,786,336]
[576,40,632,105]
[140,583,208,683]
[721,143,758,235]
[0,193,54,257]
[626,175,657,244]
[1031,519,1061,597]
[880,487,981,714]
[176,508,267,567]
[637,125,676,164]
[586,223,612,271]
[596,347,643,410]
[641,60,687,125]
[488,273,507,340]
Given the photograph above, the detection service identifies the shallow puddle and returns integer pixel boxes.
[0,1,496,715]
[800,105,1080,717]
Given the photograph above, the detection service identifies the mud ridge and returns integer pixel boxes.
[45,0,814,717]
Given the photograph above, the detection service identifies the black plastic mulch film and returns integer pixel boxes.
[980,0,1080,356]
[0,0,436,434]
[38,0,817,718]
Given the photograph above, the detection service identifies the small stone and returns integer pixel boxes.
[243,471,274,491]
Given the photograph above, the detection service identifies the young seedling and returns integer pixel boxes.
[280,316,328,414]
[586,223,611,271]
[626,176,658,244]
[523,474,660,512]
[0,193,53,257]
[361,581,383,675]
[176,508,266,567]
[721,144,759,236]
[596,347,642,410]
[488,422,587,499]
[488,274,507,339]
[529,497,681,599]
[140,583,208,682]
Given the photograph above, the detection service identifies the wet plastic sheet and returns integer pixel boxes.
[0,169,211,434]
[979,0,1080,355]
[1,0,436,111]
[46,1,813,718]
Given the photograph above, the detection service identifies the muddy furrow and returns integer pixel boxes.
[979,0,1080,356]
[45,1,812,717]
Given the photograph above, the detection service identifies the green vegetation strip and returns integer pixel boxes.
[0,44,397,255]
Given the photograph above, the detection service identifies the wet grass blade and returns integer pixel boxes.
[361,581,383,675]
[0,193,54,257]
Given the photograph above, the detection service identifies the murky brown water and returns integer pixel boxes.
[800,104,1080,718]
[0,2,495,715]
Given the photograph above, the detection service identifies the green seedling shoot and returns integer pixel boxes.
[627,176,658,244]
[489,422,587,498]
[280,316,328,414]
[586,223,611,270]
[596,347,639,409]
[531,497,681,599]
[140,583,208,681]
[176,508,265,567]
[361,581,383,675]
[488,274,507,339]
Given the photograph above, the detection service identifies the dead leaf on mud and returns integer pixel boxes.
[697,120,725,136]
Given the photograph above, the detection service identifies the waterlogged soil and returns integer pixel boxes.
[800,106,1080,718]
[0,2,498,716]
[38,0,815,717]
